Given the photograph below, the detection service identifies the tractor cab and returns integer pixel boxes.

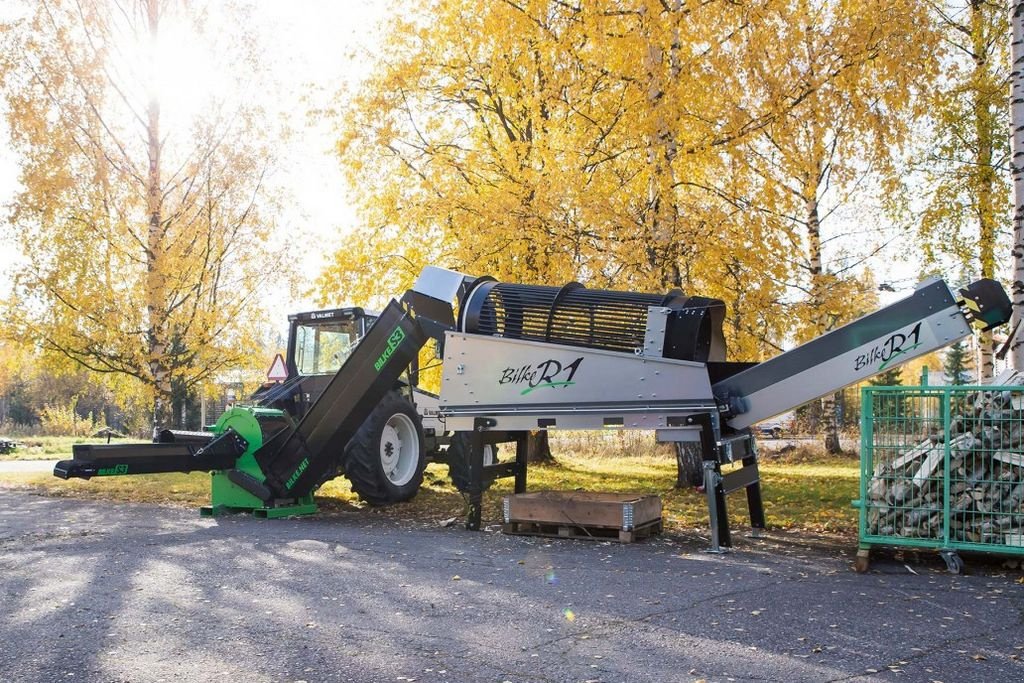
[289,307,378,377]
[251,307,379,417]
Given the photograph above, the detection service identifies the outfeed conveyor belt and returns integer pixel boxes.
[714,278,1012,430]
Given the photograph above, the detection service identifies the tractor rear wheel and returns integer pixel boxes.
[446,432,498,493]
[343,391,426,505]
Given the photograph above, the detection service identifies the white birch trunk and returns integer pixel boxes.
[970,1,997,381]
[805,187,842,452]
[144,0,171,430]
[1011,0,1024,369]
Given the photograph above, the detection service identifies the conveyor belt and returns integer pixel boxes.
[252,299,428,499]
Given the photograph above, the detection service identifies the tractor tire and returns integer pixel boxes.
[674,441,705,488]
[446,432,498,494]
[343,391,426,506]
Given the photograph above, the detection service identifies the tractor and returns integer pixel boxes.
[247,305,493,505]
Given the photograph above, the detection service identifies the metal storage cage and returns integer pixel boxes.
[855,385,1024,573]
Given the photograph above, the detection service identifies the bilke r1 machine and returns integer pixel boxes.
[56,267,1011,550]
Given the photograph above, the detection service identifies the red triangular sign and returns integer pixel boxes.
[266,353,288,382]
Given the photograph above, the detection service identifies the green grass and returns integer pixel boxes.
[0,435,149,461]
[0,451,861,535]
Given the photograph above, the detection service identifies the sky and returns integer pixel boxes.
[0,0,390,316]
[252,1,391,313]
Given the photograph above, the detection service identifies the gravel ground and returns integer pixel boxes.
[1,487,1023,683]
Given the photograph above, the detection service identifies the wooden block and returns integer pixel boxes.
[993,451,1024,468]
[989,370,1024,386]
[912,448,945,488]
[503,491,663,543]
[911,434,971,487]
[1005,532,1024,547]
[883,439,934,474]
[868,477,889,501]
[502,517,662,543]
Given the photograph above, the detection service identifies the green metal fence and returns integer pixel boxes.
[858,385,1024,569]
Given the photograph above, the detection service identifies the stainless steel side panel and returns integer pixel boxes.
[440,333,715,409]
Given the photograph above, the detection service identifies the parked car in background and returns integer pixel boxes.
[756,412,796,439]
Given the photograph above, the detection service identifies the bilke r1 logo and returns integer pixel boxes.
[500,357,583,395]
[854,322,922,372]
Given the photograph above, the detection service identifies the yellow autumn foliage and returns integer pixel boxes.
[0,0,293,425]
[321,0,935,363]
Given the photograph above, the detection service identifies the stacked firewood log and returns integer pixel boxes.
[866,371,1024,546]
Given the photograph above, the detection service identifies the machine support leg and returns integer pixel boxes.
[713,462,731,549]
[743,455,766,538]
[704,460,728,553]
[465,428,484,531]
[688,412,731,552]
[514,432,528,494]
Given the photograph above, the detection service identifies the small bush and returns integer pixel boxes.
[38,399,106,437]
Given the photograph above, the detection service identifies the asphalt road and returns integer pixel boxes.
[1,488,1023,683]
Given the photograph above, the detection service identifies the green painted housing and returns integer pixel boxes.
[200,406,317,519]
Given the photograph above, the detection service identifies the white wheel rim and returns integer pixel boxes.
[482,444,496,466]
[380,413,419,486]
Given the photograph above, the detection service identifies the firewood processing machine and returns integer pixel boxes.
[54,267,1012,550]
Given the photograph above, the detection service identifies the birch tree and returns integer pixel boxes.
[0,0,290,429]
[918,0,1010,381]
[725,0,934,451]
[1011,0,1024,368]
[322,0,885,360]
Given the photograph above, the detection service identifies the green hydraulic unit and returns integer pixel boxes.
[53,298,432,518]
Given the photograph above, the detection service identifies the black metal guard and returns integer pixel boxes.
[465,422,529,531]
[54,428,247,480]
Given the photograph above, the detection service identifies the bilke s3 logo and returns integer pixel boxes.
[374,327,406,372]
[500,357,583,395]
[854,322,922,372]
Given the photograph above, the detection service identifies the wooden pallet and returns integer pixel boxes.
[502,490,663,543]
[503,517,663,543]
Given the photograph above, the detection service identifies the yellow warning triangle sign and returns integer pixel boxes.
[266,353,288,382]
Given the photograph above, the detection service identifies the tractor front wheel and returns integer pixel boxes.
[343,391,426,505]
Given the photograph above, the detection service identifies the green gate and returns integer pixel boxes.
[856,384,1024,573]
